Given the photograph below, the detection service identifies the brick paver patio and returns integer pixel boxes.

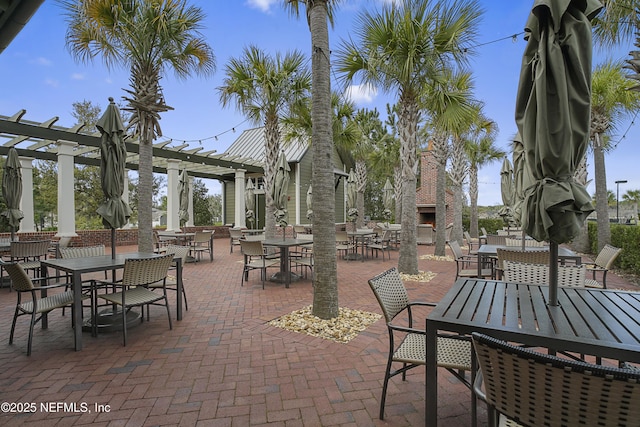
[0,238,636,426]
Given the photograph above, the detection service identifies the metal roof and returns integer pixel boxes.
[0,110,263,181]
[225,126,309,163]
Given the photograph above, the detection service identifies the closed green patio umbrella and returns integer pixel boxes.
[498,157,514,227]
[515,0,600,304]
[245,178,255,228]
[178,169,190,227]
[346,169,357,223]
[383,178,393,223]
[96,97,131,258]
[2,147,24,241]
[272,151,290,238]
[306,184,313,221]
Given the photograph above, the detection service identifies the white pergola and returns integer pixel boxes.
[0,110,263,235]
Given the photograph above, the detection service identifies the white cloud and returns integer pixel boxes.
[32,57,52,66]
[344,83,378,104]
[246,0,278,13]
[71,73,85,80]
[44,78,59,88]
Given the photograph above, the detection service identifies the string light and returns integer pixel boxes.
[159,118,249,145]
[612,110,638,149]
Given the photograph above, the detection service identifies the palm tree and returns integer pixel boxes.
[217,45,311,239]
[284,0,342,320]
[593,0,640,47]
[464,109,501,239]
[423,67,477,256]
[590,60,640,251]
[62,0,215,252]
[335,0,482,274]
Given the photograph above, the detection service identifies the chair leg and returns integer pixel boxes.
[27,310,37,356]
[9,306,20,345]
[379,358,394,420]
[182,286,188,311]
[122,306,128,346]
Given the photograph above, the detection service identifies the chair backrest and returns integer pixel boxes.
[417,224,433,243]
[368,267,409,323]
[240,239,265,257]
[57,236,72,248]
[472,332,640,427]
[480,227,488,236]
[11,240,51,258]
[193,230,212,244]
[293,225,307,235]
[447,240,464,260]
[335,230,349,243]
[122,254,174,287]
[229,228,244,240]
[503,261,586,288]
[485,234,509,245]
[296,233,313,242]
[594,244,622,270]
[60,245,106,259]
[504,237,546,247]
[496,248,549,270]
[445,223,453,242]
[1,262,34,291]
[164,245,190,264]
[244,234,265,242]
[463,231,473,242]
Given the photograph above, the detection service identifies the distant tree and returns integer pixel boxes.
[71,99,101,133]
[192,179,212,225]
[207,194,222,224]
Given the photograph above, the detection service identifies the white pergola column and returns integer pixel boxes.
[221,180,226,225]
[166,159,180,232]
[187,176,194,227]
[235,169,246,228]
[18,157,35,232]
[56,140,78,237]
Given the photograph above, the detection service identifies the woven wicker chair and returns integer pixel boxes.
[145,245,190,311]
[229,228,244,253]
[502,260,589,288]
[59,245,107,314]
[240,240,279,289]
[495,248,549,280]
[485,234,511,245]
[463,231,480,255]
[96,254,174,346]
[416,224,434,245]
[584,244,622,289]
[10,240,51,277]
[190,230,214,262]
[2,261,74,356]
[472,332,640,427]
[368,268,471,420]
[449,240,493,279]
[335,231,354,259]
[367,229,392,261]
[504,237,546,247]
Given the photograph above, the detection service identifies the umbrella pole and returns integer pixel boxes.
[111,228,116,259]
[548,242,559,306]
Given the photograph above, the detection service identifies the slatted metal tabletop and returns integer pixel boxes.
[425,278,640,426]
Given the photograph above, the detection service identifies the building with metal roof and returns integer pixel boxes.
[221,126,348,228]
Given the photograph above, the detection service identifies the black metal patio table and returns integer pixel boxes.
[262,238,313,288]
[425,278,640,426]
[41,252,183,351]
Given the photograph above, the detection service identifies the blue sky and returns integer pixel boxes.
[0,0,637,206]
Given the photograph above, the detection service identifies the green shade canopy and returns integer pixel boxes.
[178,168,190,227]
[271,150,290,228]
[96,97,131,230]
[2,147,24,238]
[515,0,599,244]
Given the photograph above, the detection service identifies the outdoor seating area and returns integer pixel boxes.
[1,239,635,425]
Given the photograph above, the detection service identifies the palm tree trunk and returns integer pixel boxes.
[309,0,338,320]
[264,120,279,240]
[593,133,611,252]
[571,153,590,253]
[394,165,402,223]
[137,127,153,253]
[435,161,447,256]
[397,98,418,275]
[469,163,479,238]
